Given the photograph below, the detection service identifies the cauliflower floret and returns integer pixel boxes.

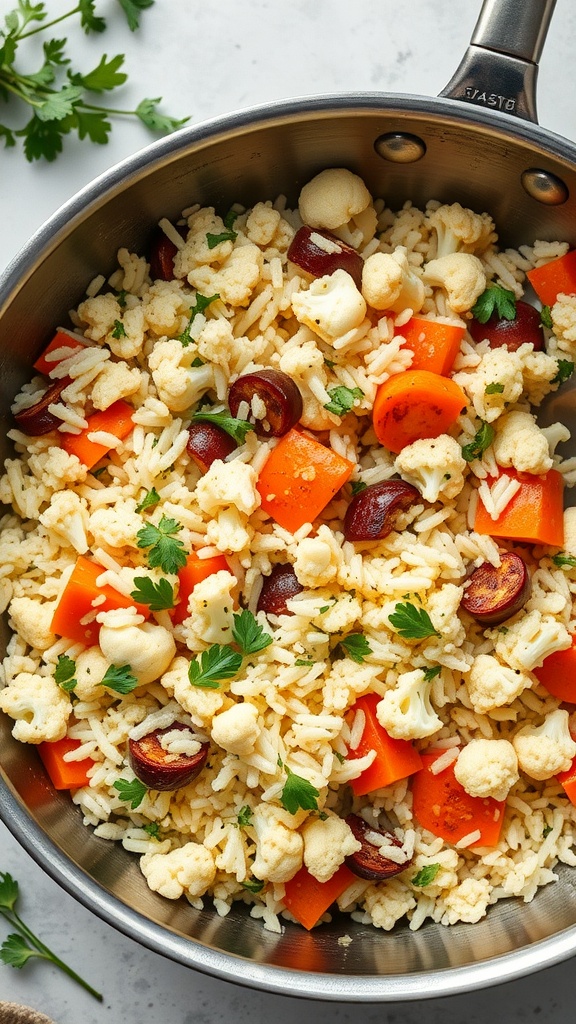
[140,842,216,899]
[90,361,141,411]
[39,490,89,554]
[184,569,237,645]
[148,337,214,412]
[361,878,417,931]
[427,203,496,258]
[394,434,467,503]
[513,708,576,780]
[89,501,143,550]
[161,656,224,727]
[205,506,254,555]
[551,293,576,356]
[173,207,233,272]
[251,804,304,884]
[423,253,486,313]
[98,619,176,685]
[142,279,191,337]
[376,668,442,740]
[35,447,88,491]
[245,202,282,247]
[302,814,361,883]
[441,877,492,925]
[211,701,261,756]
[73,646,109,701]
[291,269,367,345]
[427,583,465,645]
[187,244,264,307]
[361,247,425,314]
[293,535,338,588]
[519,346,562,406]
[196,318,252,378]
[277,334,333,430]
[492,410,553,475]
[0,672,70,743]
[77,293,122,342]
[196,459,260,517]
[454,738,519,801]
[8,596,57,651]
[493,609,571,672]
[460,347,524,422]
[298,168,376,247]
[563,507,576,555]
[465,654,531,714]
[322,658,380,712]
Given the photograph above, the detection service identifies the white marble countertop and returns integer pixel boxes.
[2,0,576,1020]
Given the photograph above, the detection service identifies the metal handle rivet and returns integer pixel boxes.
[521,168,569,205]
[374,132,427,163]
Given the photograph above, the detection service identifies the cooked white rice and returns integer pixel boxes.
[2,170,576,935]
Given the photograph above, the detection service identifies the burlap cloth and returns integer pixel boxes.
[0,1004,57,1024]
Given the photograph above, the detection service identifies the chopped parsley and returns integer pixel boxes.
[471,284,516,323]
[422,665,442,682]
[461,421,494,463]
[540,305,553,330]
[190,409,254,444]
[178,292,220,345]
[280,765,320,815]
[324,385,364,416]
[135,487,161,513]
[54,653,77,692]
[484,381,504,395]
[336,632,372,664]
[237,805,253,827]
[130,576,175,611]
[136,515,187,575]
[113,777,147,809]
[188,644,243,689]
[351,479,367,495]
[552,359,575,386]
[241,878,264,893]
[411,863,441,887]
[552,552,576,569]
[206,230,237,249]
[388,602,440,640]
[101,663,139,694]
[111,319,126,339]
[232,609,273,656]
[142,822,161,840]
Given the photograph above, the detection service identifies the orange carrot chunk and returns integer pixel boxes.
[395,317,465,376]
[474,468,564,547]
[347,693,423,797]
[62,399,135,470]
[33,330,84,374]
[37,737,95,790]
[557,754,576,806]
[533,634,576,702]
[412,752,505,847]
[526,250,576,307]
[50,554,150,647]
[282,864,357,930]
[256,427,354,533]
[172,552,230,625]
[372,369,467,454]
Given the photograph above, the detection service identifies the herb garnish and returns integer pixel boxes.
[336,632,372,664]
[279,762,320,815]
[388,602,440,640]
[178,292,220,346]
[540,305,553,330]
[484,382,504,395]
[324,385,363,416]
[461,421,494,462]
[113,777,147,808]
[135,486,160,513]
[188,644,243,689]
[190,409,254,444]
[111,319,126,339]
[552,359,575,386]
[101,663,138,694]
[136,515,187,574]
[206,230,237,249]
[552,552,576,569]
[54,653,77,692]
[237,805,253,827]
[130,576,175,611]
[0,871,102,1000]
[411,863,441,887]
[0,0,187,162]
[241,878,264,893]
[232,608,273,656]
[422,665,442,682]
[471,284,516,323]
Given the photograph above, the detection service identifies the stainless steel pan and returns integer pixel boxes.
[1,0,576,1001]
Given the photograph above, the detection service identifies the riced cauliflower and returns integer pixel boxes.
[454,738,519,801]
[394,434,466,503]
[513,709,576,781]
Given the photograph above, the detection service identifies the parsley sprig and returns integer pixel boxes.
[0,870,102,1000]
[130,576,175,611]
[0,0,188,162]
[113,776,147,808]
[552,552,576,570]
[54,653,77,692]
[411,863,441,887]
[335,632,372,664]
[471,283,516,323]
[278,759,320,815]
[388,602,440,640]
[178,292,219,346]
[102,663,138,694]
[190,409,254,444]
[461,421,494,462]
[324,385,364,416]
[188,609,272,689]
[137,515,187,575]
[553,359,575,386]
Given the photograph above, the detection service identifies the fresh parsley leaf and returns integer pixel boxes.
[471,284,516,323]
[130,576,175,611]
[135,487,160,513]
[17,113,67,162]
[223,209,239,231]
[540,305,553,330]
[78,52,127,92]
[73,107,111,144]
[351,479,367,495]
[324,385,364,416]
[411,863,441,887]
[461,421,494,462]
[552,552,576,569]
[137,515,188,574]
[206,229,237,249]
[337,632,372,664]
[78,0,106,32]
[280,767,320,815]
[190,410,253,444]
[484,381,504,395]
[101,663,138,694]
[295,658,314,667]
[54,653,77,692]
[237,805,253,827]
[232,609,273,656]
[36,84,83,122]
[178,292,219,345]
[0,872,19,913]
[188,644,242,689]
[542,824,553,838]
[422,665,442,682]
[388,602,440,640]
[117,0,154,31]
[113,777,147,808]
[111,319,126,338]
[553,359,575,386]
[333,750,346,764]
[136,97,189,134]
[241,878,264,893]
[0,933,42,968]
[0,123,16,148]
[142,821,161,840]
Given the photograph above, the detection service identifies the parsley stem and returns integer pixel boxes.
[18,6,80,40]
[0,906,103,1001]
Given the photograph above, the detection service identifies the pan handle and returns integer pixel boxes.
[439,0,556,123]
